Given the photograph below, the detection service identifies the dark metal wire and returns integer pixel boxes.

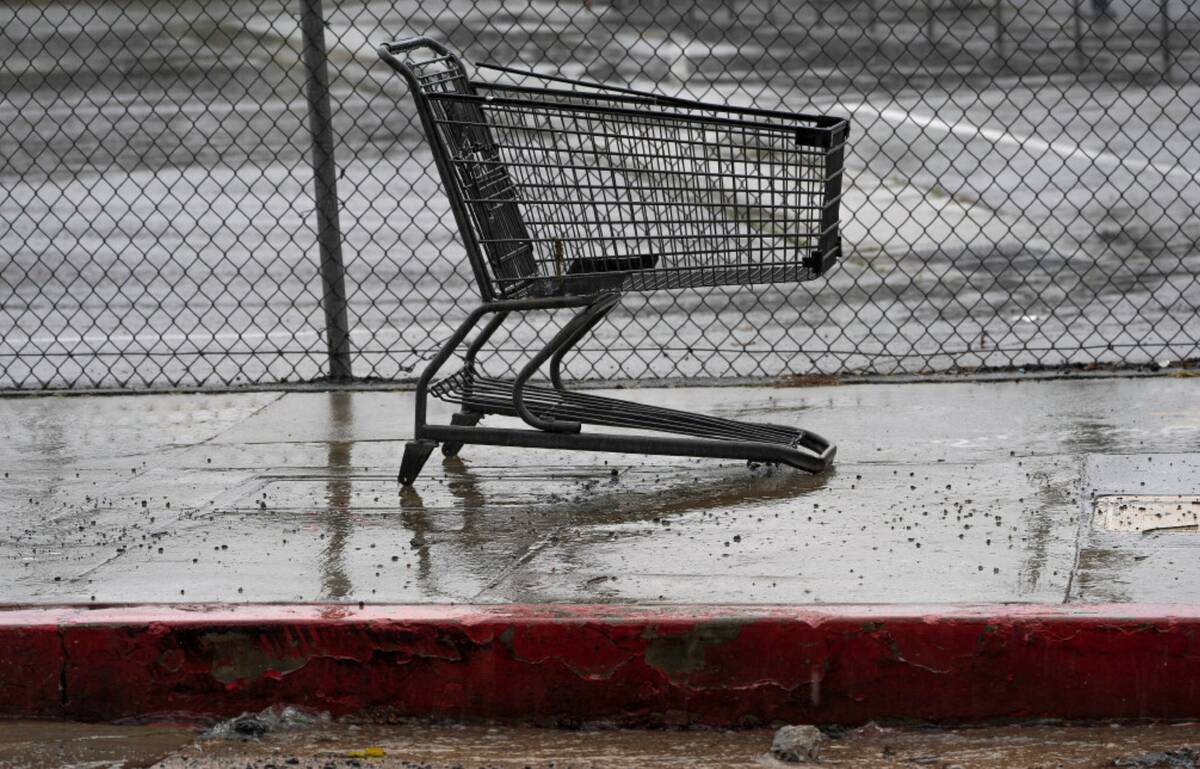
[423,85,846,298]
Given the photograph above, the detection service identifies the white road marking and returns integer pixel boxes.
[1,92,303,124]
[840,100,1194,183]
[11,327,349,349]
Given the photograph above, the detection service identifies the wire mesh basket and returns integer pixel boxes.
[383,40,849,301]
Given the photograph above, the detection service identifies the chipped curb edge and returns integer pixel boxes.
[2,603,1197,725]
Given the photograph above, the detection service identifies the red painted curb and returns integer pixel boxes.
[2,604,1198,725]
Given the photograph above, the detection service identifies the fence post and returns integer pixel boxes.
[1072,0,1086,70]
[1160,0,1173,79]
[925,0,936,52]
[299,0,353,381]
[992,0,1006,64]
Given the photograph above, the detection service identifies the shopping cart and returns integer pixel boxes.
[377,38,849,485]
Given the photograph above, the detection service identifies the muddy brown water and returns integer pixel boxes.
[3,720,1200,769]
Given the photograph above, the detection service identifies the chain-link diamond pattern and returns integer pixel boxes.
[3,0,1198,389]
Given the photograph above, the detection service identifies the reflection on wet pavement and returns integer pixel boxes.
[321,391,354,600]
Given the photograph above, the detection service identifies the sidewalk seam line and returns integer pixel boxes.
[193,391,289,448]
[1063,456,1088,604]
[473,526,565,600]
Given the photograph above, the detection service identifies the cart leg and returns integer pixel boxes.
[463,311,509,374]
[399,439,438,486]
[512,301,618,433]
[441,411,482,457]
[442,310,502,458]
[549,295,618,390]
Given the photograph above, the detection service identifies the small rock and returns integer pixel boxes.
[856,721,889,738]
[231,715,268,738]
[771,724,823,763]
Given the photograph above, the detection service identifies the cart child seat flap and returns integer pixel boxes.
[412,49,539,285]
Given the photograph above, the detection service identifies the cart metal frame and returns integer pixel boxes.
[377,38,849,485]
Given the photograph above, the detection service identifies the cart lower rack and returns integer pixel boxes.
[378,38,848,485]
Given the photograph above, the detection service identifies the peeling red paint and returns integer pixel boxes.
[1,604,1199,725]
[642,619,745,680]
[201,631,310,685]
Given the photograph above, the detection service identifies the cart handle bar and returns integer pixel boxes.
[474,61,694,107]
[380,36,453,57]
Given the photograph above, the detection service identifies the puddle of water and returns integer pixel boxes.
[0,721,197,769]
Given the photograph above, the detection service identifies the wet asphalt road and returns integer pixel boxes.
[2,375,1198,605]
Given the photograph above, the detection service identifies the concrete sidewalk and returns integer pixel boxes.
[3,375,1197,607]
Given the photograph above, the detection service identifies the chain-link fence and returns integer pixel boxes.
[3,0,1199,390]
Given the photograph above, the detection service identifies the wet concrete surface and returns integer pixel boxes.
[1,376,1198,605]
[5,718,1200,769]
[1072,453,1200,602]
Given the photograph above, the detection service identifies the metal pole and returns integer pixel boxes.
[1073,0,1086,70]
[925,0,936,54]
[1160,0,1172,79]
[993,0,1006,64]
[299,0,353,381]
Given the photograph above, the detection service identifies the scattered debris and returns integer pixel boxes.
[204,705,331,740]
[1113,748,1200,768]
[344,747,387,758]
[230,715,269,739]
